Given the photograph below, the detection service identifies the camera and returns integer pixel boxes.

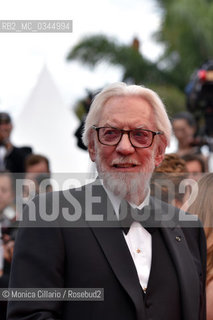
[185,60,213,137]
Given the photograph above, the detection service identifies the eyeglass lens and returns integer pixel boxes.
[99,128,153,147]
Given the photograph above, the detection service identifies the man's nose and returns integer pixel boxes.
[115,133,135,155]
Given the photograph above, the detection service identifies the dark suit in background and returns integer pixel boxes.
[5,146,32,173]
[0,112,32,174]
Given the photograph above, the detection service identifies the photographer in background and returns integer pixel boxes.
[185,60,213,170]
[186,61,213,140]
[0,112,32,174]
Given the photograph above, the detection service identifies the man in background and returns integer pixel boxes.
[182,153,207,181]
[0,113,32,174]
[24,154,52,197]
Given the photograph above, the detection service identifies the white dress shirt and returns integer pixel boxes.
[103,185,152,292]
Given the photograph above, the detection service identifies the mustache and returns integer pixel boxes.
[111,158,141,166]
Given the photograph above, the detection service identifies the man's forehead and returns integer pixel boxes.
[98,95,154,127]
[103,94,149,105]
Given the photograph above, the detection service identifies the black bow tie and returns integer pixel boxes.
[119,200,156,235]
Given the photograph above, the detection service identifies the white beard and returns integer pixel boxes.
[95,150,155,204]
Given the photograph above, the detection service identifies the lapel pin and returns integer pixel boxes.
[175,236,181,242]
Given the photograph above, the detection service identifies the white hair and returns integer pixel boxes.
[82,82,172,147]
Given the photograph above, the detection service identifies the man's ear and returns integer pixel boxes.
[88,140,96,162]
[154,142,166,167]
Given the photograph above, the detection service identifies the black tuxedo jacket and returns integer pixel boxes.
[5,146,32,173]
[7,181,206,320]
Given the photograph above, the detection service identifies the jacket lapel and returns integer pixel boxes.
[91,226,146,319]
[160,226,200,320]
[86,182,145,319]
[150,198,200,320]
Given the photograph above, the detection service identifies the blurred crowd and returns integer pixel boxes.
[0,104,213,319]
[0,112,52,319]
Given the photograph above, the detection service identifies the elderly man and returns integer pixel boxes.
[8,83,206,320]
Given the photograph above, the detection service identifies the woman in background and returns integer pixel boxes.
[150,153,189,209]
[187,173,213,320]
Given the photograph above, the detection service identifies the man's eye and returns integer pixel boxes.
[104,129,118,136]
[133,130,148,137]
